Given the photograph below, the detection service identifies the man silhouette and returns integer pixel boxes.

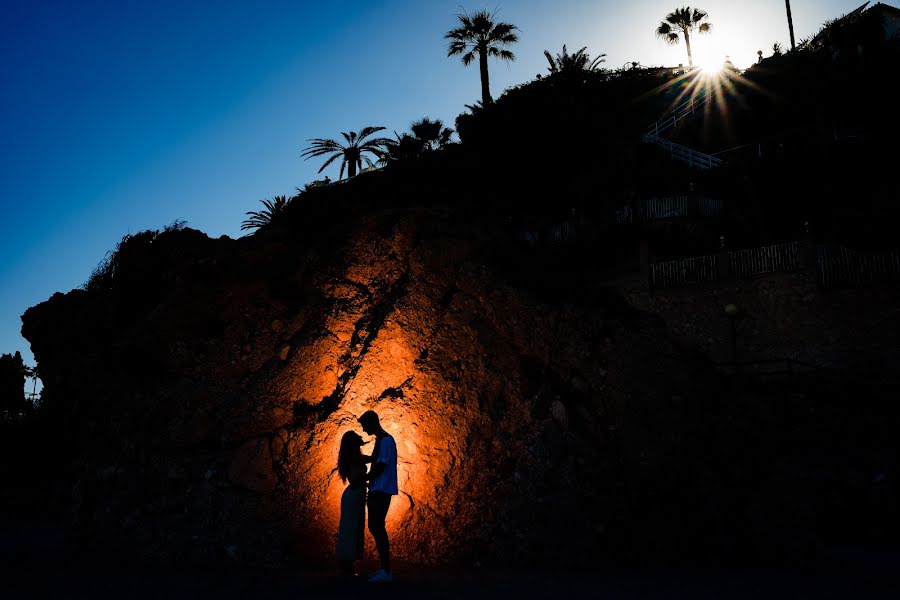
[358,410,397,583]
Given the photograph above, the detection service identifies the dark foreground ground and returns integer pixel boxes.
[2,517,898,599]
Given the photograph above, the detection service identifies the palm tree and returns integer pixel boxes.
[241,195,288,231]
[785,1,796,51]
[23,365,38,408]
[378,132,422,166]
[378,119,454,166]
[410,117,454,151]
[543,45,607,76]
[445,10,519,106]
[655,7,713,68]
[463,100,485,115]
[301,127,390,179]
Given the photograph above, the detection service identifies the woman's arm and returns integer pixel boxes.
[367,461,385,484]
[348,460,368,485]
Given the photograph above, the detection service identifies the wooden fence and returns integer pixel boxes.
[652,241,900,291]
[618,195,723,223]
[730,241,805,278]
[615,205,633,224]
[817,245,900,288]
[651,241,804,289]
[646,195,689,220]
[698,195,722,217]
[547,221,577,243]
[650,253,719,289]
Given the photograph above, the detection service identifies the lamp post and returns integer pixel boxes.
[785,1,797,51]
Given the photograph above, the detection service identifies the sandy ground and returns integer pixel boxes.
[2,517,897,599]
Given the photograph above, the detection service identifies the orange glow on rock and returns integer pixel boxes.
[286,302,453,561]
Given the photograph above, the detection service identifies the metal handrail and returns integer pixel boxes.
[643,133,723,170]
[645,85,714,137]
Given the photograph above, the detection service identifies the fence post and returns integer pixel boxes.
[717,235,730,282]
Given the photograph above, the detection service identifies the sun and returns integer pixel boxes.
[699,60,725,77]
[691,40,732,76]
[700,62,725,80]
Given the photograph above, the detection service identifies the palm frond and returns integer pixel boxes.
[588,53,607,70]
[544,49,557,72]
[316,152,342,173]
[656,21,677,41]
[489,48,515,62]
[545,44,607,75]
[410,117,455,151]
[301,138,343,158]
[356,125,387,140]
[241,195,289,232]
[464,100,484,114]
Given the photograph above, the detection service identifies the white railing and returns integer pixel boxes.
[643,78,725,170]
[617,195,723,224]
[645,85,713,137]
[647,195,689,220]
[548,221,576,243]
[643,134,723,170]
[818,245,900,288]
[650,253,719,289]
[698,195,722,217]
[730,241,805,278]
[650,242,900,292]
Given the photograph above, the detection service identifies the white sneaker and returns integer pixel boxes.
[367,568,393,583]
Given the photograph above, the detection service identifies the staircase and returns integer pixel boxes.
[643,80,723,170]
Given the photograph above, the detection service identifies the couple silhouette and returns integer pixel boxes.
[336,410,398,583]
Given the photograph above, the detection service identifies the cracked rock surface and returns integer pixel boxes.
[23,209,718,567]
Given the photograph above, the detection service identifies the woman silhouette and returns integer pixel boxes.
[336,431,368,577]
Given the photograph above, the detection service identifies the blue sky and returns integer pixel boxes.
[0,0,859,371]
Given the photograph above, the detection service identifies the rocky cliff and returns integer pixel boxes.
[23,200,741,567]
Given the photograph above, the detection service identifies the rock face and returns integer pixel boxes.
[23,211,720,567]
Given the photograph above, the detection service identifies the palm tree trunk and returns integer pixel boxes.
[785,0,796,50]
[683,29,694,68]
[479,44,492,105]
[348,160,357,178]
